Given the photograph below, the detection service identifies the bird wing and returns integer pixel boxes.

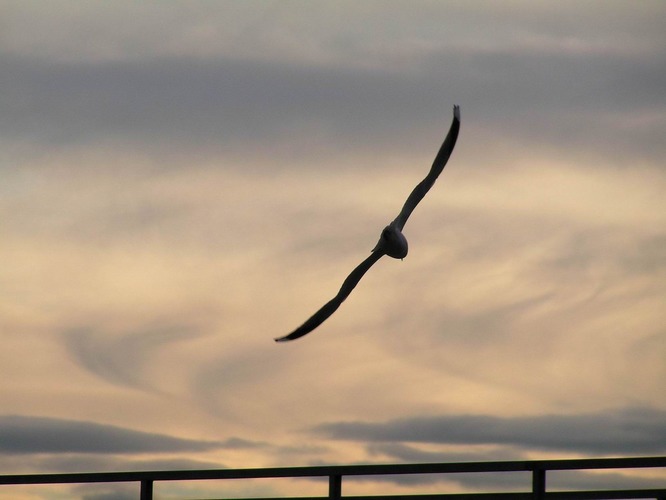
[392,105,460,231]
[275,250,385,342]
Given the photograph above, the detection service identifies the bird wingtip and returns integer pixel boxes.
[275,332,300,342]
[453,104,460,121]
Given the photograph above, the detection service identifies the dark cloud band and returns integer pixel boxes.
[314,406,666,454]
[0,415,221,454]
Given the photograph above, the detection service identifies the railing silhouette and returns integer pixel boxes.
[1,456,665,499]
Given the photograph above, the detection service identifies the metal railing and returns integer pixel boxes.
[1,456,665,499]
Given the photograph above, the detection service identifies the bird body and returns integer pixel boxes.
[372,221,408,259]
[275,105,460,342]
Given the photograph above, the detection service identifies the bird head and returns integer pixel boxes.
[372,222,408,259]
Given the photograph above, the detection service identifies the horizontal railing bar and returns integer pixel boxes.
[200,492,666,500]
[0,455,664,500]
[543,489,666,499]
[530,456,666,471]
[2,456,664,486]
[195,497,330,500]
[339,495,533,499]
[201,495,534,500]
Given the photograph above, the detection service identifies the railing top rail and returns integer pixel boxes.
[0,456,665,486]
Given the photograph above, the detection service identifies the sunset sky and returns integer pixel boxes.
[1,1,665,498]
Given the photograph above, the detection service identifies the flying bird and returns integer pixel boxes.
[275,105,461,342]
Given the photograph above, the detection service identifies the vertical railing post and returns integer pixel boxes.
[328,474,342,499]
[140,479,153,500]
[532,467,545,500]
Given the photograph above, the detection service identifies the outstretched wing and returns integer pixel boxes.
[392,105,460,231]
[275,250,385,342]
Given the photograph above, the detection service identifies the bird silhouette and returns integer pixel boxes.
[275,105,461,342]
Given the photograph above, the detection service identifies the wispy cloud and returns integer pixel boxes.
[62,323,206,390]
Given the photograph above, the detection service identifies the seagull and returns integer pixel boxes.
[275,105,461,342]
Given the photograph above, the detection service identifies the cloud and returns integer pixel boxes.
[0,453,226,480]
[314,407,666,455]
[0,415,222,454]
[2,2,664,65]
[62,323,206,390]
[2,24,664,169]
[366,442,521,465]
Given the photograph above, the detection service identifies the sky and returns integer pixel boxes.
[1,1,665,498]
